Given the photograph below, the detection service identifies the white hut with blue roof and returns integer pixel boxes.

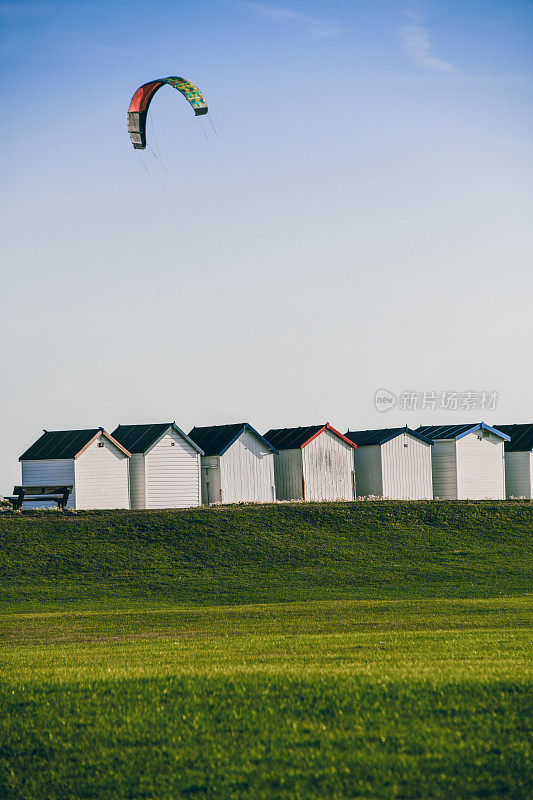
[112,423,203,510]
[494,424,533,498]
[345,427,433,500]
[188,423,277,505]
[416,423,509,500]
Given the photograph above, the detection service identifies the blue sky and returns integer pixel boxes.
[1,0,532,489]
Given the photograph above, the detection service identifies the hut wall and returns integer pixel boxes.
[20,459,76,509]
[430,440,458,499]
[381,433,433,500]
[129,453,146,509]
[145,428,201,509]
[273,449,304,501]
[74,439,129,509]
[302,430,355,501]
[219,429,276,504]
[353,445,382,498]
[455,431,505,499]
[504,451,532,498]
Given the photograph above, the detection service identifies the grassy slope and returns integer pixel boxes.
[0,503,532,799]
[0,501,532,610]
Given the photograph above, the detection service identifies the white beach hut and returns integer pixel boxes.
[112,423,204,509]
[264,424,357,502]
[495,424,533,498]
[19,428,130,509]
[416,423,509,500]
[345,426,433,499]
[188,423,277,505]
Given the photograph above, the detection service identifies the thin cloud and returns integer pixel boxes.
[398,14,453,72]
[242,2,341,39]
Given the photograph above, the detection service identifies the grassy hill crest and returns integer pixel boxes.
[1,501,531,610]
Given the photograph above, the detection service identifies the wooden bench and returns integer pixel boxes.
[4,485,73,511]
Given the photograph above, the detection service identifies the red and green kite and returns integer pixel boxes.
[127,76,208,149]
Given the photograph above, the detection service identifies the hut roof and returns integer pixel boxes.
[19,428,130,461]
[416,423,510,442]
[494,424,533,452]
[188,423,277,457]
[112,423,203,455]
[265,423,356,451]
[345,426,433,446]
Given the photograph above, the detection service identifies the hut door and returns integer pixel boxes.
[202,467,210,504]
[202,466,216,505]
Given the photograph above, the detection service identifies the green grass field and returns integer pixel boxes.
[0,502,532,799]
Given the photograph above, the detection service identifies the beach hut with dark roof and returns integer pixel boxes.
[495,424,533,498]
[112,423,203,509]
[264,424,357,502]
[416,423,509,499]
[345,427,433,499]
[188,423,277,505]
[19,428,131,509]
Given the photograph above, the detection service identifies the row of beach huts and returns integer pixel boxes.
[9,421,533,510]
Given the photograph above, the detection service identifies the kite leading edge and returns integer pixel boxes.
[127,76,208,149]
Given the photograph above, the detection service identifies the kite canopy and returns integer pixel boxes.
[127,76,208,149]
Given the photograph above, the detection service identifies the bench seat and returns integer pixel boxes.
[5,485,73,510]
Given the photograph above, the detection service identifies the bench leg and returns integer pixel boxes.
[60,490,70,510]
